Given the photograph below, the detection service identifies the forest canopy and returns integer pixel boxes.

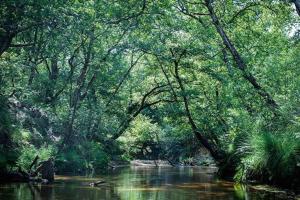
[0,0,300,187]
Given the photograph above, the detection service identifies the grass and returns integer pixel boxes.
[234,131,300,187]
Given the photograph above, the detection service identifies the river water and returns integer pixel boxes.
[0,166,289,200]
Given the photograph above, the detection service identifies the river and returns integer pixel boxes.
[0,166,291,200]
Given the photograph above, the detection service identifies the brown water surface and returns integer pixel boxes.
[0,166,289,200]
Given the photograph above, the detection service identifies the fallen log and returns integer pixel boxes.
[89,180,106,186]
[29,177,49,184]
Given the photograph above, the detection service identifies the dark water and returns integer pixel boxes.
[0,166,289,200]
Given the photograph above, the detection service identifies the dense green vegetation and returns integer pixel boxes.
[1,0,300,188]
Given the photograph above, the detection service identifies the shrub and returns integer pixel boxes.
[235,131,300,186]
[55,141,109,175]
[0,96,19,171]
[16,144,54,170]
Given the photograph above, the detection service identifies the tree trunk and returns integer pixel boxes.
[293,0,300,16]
[173,54,223,161]
[0,34,13,56]
[111,85,169,140]
[29,155,39,172]
[56,34,94,155]
[205,0,278,111]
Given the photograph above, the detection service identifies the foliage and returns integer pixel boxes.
[16,144,54,170]
[56,141,109,174]
[0,0,299,187]
[119,115,163,159]
[0,95,19,171]
[235,130,300,186]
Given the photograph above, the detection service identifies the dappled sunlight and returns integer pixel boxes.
[1,0,299,199]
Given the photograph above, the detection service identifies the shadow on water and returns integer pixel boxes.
[0,167,291,200]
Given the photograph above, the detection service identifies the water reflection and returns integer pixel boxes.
[0,167,287,200]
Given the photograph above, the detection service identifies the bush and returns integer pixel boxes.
[235,131,300,186]
[0,96,19,171]
[55,141,109,175]
[119,115,163,159]
[81,141,109,173]
[16,144,54,170]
